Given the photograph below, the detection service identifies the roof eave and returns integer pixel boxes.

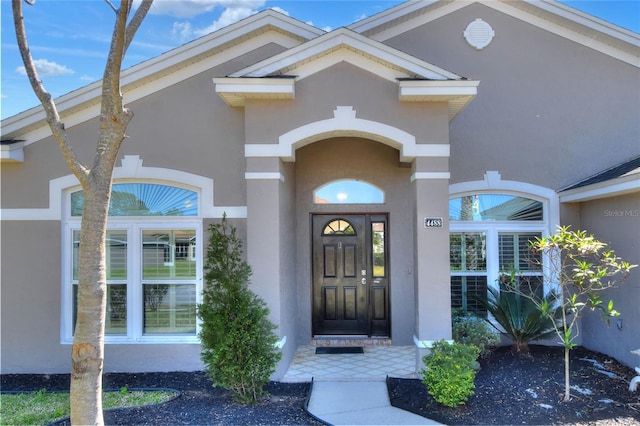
[559,173,640,203]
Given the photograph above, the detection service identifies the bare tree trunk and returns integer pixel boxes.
[71,181,111,424]
[12,1,153,424]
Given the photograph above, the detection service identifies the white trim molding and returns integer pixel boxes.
[398,80,479,121]
[411,172,451,181]
[1,142,24,163]
[231,28,463,81]
[0,155,248,220]
[245,172,285,182]
[449,171,560,234]
[214,77,295,107]
[245,106,450,162]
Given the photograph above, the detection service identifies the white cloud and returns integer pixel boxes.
[172,21,194,41]
[195,5,258,35]
[80,75,96,82]
[151,0,265,19]
[16,59,75,77]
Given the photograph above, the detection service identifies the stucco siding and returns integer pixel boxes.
[0,221,70,373]
[385,3,640,190]
[576,193,640,368]
[244,62,450,147]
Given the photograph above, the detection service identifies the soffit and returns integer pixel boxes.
[1,10,323,145]
[350,0,640,67]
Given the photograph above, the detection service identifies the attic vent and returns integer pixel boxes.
[464,19,495,50]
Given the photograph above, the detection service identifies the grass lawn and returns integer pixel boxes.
[0,387,177,425]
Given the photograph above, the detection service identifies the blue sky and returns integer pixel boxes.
[1,0,639,120]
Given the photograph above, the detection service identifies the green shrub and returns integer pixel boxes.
[452,309,499,358]
[421,340,480,407]
[198,216,282,404]
[472,272,559,353]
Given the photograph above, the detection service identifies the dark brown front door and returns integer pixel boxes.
[312,214,390,336]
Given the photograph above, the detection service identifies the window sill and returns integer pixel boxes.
[61,336,200,345]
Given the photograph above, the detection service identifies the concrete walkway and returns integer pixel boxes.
[307,381,442,425]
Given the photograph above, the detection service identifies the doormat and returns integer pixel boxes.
[315,347,364,354]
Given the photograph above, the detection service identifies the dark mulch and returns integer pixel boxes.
[1,372,323,425]
[390,345,640,425]
[2,345,639,425]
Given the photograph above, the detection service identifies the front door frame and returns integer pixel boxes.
[311,213,390,337]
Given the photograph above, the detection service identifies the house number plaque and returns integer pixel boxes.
[424,217,443,228]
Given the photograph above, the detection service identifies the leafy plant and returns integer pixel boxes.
[452,309,499,358]
[473,271,559,354]
[421,340,480,407]
[526,226,636,402]
[198,215,282,404]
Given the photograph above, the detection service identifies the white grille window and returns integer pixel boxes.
[449,192,547,316]
[64,183,201,344]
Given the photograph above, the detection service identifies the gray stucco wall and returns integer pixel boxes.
[574,193,640,368]
[386,2,639,191]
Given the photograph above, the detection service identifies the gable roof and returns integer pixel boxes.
[226,27,462,80]
[0,9,323,145]
[350,0,640,67]
[2,0,638,150]
[213,27,479,120]
[559,156,640,202]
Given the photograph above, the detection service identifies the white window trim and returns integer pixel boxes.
[61,179,204,345]
[449,172,559,319]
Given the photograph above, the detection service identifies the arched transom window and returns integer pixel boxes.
[314,180,384,204]
[70,183,198,216]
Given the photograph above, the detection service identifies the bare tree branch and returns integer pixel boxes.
[125,0,153,53]
[12,0,90,186]
[104,0,117,14]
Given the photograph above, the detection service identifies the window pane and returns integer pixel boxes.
[106,285,127,334]
[450,194,543,221]
[73,284,127,335]
[71,183,198,216]
[142,230,196,279]
[74,230,127,280]
[72,230,80,281]
[372,222,385,277]
[450,232,486,271]
[314,180,384,204]
[499,232,541,272]
[107,231,127,279]
[451,276,487,317]
[143,284,196,334]
[322,219,356,235]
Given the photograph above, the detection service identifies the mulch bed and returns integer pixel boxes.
[389,345,640,425]
[1,372,323,425]
[2,345,639,425]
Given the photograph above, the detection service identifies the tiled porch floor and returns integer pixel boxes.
[281,345,419,382]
